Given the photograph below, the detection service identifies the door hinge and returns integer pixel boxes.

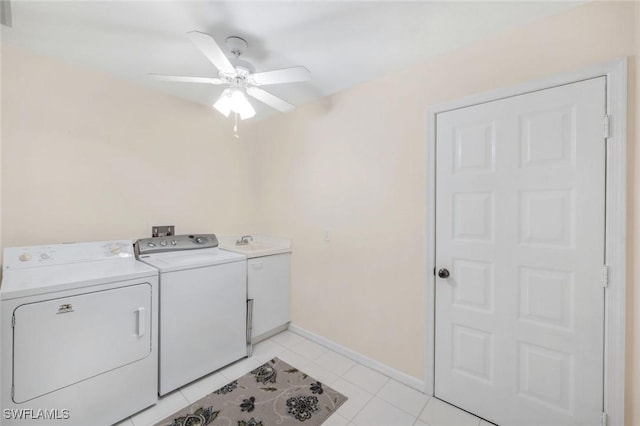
[11,314,15,328]
[604,115,611,139]
[602,266,609,288]
[601,411,607,426]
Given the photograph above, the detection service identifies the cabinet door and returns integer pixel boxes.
[248,253,290,339]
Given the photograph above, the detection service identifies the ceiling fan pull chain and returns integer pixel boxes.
[233,112,240,140]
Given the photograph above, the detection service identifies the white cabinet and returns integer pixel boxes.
[248,253,290,342]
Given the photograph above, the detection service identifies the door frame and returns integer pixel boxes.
[425,58,628,425]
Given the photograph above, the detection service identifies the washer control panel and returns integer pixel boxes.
[135,234,218,256]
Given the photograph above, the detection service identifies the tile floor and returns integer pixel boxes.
[115,330,485,426]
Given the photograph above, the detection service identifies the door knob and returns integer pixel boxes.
[438,268,450,279]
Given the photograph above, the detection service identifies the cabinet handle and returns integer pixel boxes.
[135,307,145,338]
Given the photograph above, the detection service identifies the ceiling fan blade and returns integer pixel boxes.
[246,87,294,112]
[187,31,235,74]
[1,0,12,27]
[250,66,310,86]
[149,74,225,85]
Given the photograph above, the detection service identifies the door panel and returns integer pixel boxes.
[159,261,247,395]
[435,77,606,426]
[13,283,152,403]
[248,253,291,339]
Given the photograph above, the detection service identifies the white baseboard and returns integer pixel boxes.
[288,323,426,392]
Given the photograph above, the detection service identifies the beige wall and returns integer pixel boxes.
[631,1,640,424]
[246,0,639,420]
[1,0,638,423]
[1,44,254,246]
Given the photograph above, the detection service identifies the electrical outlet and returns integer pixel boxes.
[324,230,331,241]
[152,225,175,237]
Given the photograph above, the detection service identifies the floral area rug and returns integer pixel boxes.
[154,357,348,426]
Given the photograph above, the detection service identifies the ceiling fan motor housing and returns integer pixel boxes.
[225,36,248,57]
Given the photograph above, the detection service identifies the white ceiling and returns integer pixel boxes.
[1,1,585,118]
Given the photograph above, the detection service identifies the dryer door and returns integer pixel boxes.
[12,283,152,403]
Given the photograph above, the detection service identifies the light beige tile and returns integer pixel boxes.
[418,398,481,426]
[179,372,230,403]
[131,391,189,426]
[315,350,356,376]
[289,338,329,361]
[252,338,286,363]
[353,396,416,426]
[299,360,339,386]
[270,330,307,348]
[342,364,389,393]
[219,357,262,381]
[376,379,430,417]
[277,349,312,369]
[322,412,350,426]
[331,378,374,420]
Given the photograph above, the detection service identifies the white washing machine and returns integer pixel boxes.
[135,234,248,396]
[0,240,159,426]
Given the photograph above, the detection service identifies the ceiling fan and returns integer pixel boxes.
[150,32,310,120]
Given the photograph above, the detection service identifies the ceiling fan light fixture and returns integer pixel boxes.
[213,88,233,117]
[155,31,308,121]
[213,87,255,120]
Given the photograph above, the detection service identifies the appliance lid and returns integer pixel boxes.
[137,247,246,272]
[1,240,158,300]
[0,258,158,300]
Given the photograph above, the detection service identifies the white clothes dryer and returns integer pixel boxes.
[0,240,159,426]
[135,234,248,396]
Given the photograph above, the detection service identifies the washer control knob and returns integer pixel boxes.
[147,242,156,248]
[171,240,177,246]
[19,253,31,262]
[40,253,50,260]
[109,245,121,255]
[195,237,205,244]
[160,241,167,247]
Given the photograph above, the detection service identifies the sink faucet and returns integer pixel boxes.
[236,235,253,245]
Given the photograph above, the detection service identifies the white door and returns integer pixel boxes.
[434,77,606,426]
